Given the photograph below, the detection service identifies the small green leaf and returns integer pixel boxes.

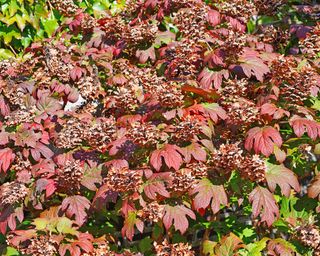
[41,14,58,36]
[138,237,152,253]
[4,246,20,256]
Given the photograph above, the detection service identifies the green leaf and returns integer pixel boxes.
[4,247,20,256]
[56,217,77,235]
[138,237,152,253]
[41,14,58,36]
[202,240,217,256]
[33,218,48,230]
[246,238,269,256]
[15,14,26,31]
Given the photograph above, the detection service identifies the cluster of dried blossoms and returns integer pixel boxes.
[210,143,266,182]
[154,239,195,256]
[1,0,320,255]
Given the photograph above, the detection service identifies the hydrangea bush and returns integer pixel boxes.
[0,0,320,255]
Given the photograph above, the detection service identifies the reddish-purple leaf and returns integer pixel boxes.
[0,148,15,173]
[136,46,156,63]
[245,126,283,157]
[308,174,320,200]
[150,144,184,171]
[0,96,10,116]
[265,162,300,197]
[249,186,279,226]
[198,68,229,89]
[181,142,206,163]
[202,103,228,123]
[70,66,84,81]
[289,116,320,140]
[190,178,228,214]
[162,205,196,234]
[207,9,221,26]
[121,211,144,241]
[61,195,91,226]
[260,103,290,120]
[143,172,172,200]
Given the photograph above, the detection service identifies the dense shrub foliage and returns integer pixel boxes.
[0,0,320,255]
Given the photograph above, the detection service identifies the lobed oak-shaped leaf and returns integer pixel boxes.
[265,162,300,197]
[61,195,91,226]
[190,178,228,214]
[249,186,279,226]
[289,116,320,140]
[162,205,196,234]
[202,103,228,123]
[80,162,102,191]
[245,126,282,156]
[0,148,15,173]
[150,144,184,171]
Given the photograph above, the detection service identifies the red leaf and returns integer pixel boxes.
[0,96,10,116]
[237,49,270,81]
[190,178,228,214]
[308,174,320,200]
[81,162,102,191]
[150,144,184,171]
[289,116,320,140]
[204,49,225,68]
[245,126,283,157]
[265,162,300,197]
[162,205,196,234]
[249,186,279,226]
[70,66,84,81]
[202,103,228,123]
[121,211,144,241]
[207,9,221,26]
[260,103,290,120]
[61,195,91,226]
[136,46,156,63]
[0,148,15,173]
[181,142,206,163]
[143,172,172,200]
[198,68,229,89]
